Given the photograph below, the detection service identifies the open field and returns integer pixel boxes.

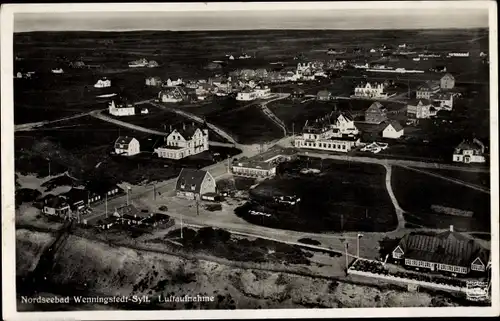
[391,166,490,232]
[423,168,491,188]
[237,158,397,233]
[15,116,241,185]
[107,104,229,143]
[206,105,285,144]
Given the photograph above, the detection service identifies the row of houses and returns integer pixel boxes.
[41,182,123,218]
[84,204,173,230]
[113,122,209,160]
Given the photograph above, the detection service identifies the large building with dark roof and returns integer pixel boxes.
[154,122,209,160]
[175,168,216,200]
[294,114,361,153]
[365,102,388,124]
[392,227,490,276]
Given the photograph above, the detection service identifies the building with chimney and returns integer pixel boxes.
[108,99,135,117]
[154,122,209,160]
[453,138,486,164]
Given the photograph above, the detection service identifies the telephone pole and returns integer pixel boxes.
[195,195,200,216]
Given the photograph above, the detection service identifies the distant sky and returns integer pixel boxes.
[13,3,490,32]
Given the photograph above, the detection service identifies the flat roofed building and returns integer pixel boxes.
[231,148,297,178]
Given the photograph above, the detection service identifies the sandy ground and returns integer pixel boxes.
[16,230,461,310]
[16,229,55,275]
[16,204,64,230]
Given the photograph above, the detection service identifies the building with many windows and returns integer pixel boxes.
[154,123,209,160]
[407,99,434,119]
[392,226,490,276]
[416,81,440,99]
[354,82,388,99]
[294,116,361,153]
[453,138,486,164]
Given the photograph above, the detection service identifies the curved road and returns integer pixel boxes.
[383,164,406,230]
[297,151,490,173]
[147,101,238,145]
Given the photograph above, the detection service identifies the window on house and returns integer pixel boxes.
[191,184,196,191]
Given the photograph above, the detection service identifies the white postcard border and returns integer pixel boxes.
[2,1,499,320]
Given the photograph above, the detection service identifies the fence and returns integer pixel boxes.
[347,269,466,293]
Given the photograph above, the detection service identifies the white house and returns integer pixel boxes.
[154,123,209,160]
[382,121,404,139]
[432,92,454,110]
[94,78,111,88]
[254,86,272,99]
[165,78,183,87]
[407,99,433,119]
[159,87,186,103]
[334,113,359,135]
[109,100,135,117]
[453,139,486,164]
[43,196,71,217]
[236,88,258,101]
[175,168,217,200]
[354,82,388,99]
[145,76,162,87]
[294,117,361,153]
[51,68,64,74]
[114,136,140,156]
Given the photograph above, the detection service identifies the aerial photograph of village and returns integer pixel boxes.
[9,4,494,314]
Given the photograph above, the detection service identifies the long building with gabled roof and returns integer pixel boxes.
[392,226,490,276]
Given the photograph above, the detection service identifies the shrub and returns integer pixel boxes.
[298,238,321,246]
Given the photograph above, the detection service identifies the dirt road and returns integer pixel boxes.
[297,151,490,173]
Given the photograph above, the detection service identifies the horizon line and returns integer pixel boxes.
[14,26,489,34]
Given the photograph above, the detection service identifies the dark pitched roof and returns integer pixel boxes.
[113,204,149,219]
[85,180,122,196]
[171,123,202,140]
[386,120,403,131]
[441,73,455,80]
[366,101,385,113]
[61,187,94,204]
[115,136,135,145]
[397,231,489,267]
[44,195,69,209]
[176,168,209,194]
[417,81,440,91]
[456,139,484,151]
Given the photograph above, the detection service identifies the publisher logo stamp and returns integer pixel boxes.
[465,281,489,301]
